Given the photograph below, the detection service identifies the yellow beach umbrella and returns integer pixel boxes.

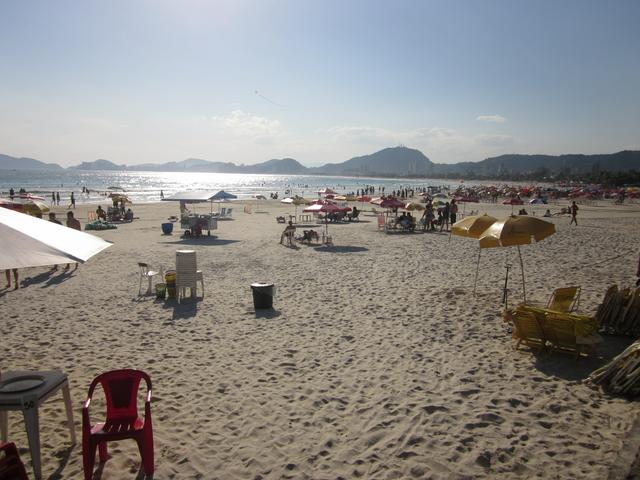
[451,214,497,238]
[451,214,498,293]
[478,216,555,302]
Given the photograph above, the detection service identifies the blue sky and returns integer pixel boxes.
[1,0,638,167]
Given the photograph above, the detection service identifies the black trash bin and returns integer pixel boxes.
[251,282,275,309]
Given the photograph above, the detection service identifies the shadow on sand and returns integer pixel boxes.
[160,237,240,246]
[313,245,369,253]
[533,334,635,381]
[162,297,200,320]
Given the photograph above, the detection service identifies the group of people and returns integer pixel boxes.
[418,199,458,232]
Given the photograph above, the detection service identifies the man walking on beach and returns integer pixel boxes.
[66,211,81,270]
[570,201,578,225]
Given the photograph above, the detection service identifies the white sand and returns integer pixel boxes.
[2,198,640,479]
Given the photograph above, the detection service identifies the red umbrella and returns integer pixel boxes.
[303,201,349,240]
[0,198,24,212]
[503,198,524,205]
[378,197,405,209]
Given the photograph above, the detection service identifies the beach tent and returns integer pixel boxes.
[478,216,555,303]
[281,196,310,217]
[163,190,221,215]
[0,207,112,270]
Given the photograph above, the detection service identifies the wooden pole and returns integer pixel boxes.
[517,244,526,303]
[474,248,481,295]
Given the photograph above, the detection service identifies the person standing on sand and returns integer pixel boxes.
[69,192,76,209]
[56,192,60,205]
[5,269,18,289]
[570,201,578,225]
[65,211,81,270]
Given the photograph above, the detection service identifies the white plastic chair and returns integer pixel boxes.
[138,262,163,295]
[175,250,204,302]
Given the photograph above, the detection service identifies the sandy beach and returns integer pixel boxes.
[2,198,640,479]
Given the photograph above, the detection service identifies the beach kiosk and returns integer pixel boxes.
[162,190,221,236]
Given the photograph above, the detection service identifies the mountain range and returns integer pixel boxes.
[1,147,640,179]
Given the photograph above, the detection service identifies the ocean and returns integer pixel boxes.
[0,169,456,204]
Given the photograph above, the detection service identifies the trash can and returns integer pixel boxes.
[165,271,176,299]
[162,222,174,235]
[251,282,275,309]
[155,283,166,299]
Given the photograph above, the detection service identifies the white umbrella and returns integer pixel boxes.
[0,208,112,269]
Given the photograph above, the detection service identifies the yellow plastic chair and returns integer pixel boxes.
[543,314,581,358]
[507,310,547,352]
[547,286,581,312]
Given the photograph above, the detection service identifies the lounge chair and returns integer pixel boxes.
[543,314,582,358]
[507,309,547,352]
[547,286,581,312]
[377,214,386,230]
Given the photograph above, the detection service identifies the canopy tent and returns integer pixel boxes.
[0,207,112,270]
[162,190,236,215]
[163,191,221,203]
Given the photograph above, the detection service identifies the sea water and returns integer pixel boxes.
[0,169,454,204]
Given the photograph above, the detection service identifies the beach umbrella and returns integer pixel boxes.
[316,187,337,196]
[281,196,309,217]
[451,214,498,293]
[503,197,524,205]
[0,198,25,212]
[14,198,50,216]
[303,201,346,240]
[211,190,237,201]
[529,198,546,204]
[432,198,447,208]
[404,202,425,211]
[478,216,555,303]
[0,207,112,270]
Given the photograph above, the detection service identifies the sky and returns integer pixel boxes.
[1,0,639,167]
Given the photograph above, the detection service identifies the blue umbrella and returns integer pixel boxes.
[211,190,237,200]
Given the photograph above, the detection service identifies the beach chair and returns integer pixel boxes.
[225,207,233,218]
[547,286,581,312]
[543,314,581,357]
[0,442,29,480]
[507,309,547,352]
[377,214,386,230]
[138,262,163,296]
[176,250,204,302]
[82,369,154,480]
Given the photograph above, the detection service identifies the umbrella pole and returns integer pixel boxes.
[473,248,481,295]
[517,244,526,303]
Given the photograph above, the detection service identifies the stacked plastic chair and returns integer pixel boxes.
[175,250,204,302]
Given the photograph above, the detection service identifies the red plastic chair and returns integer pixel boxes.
[82,369,154,480]
[0,442,29,480]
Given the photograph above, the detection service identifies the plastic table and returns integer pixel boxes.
[0,371,76,480]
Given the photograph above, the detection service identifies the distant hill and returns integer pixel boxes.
[311,147,434,176]
[434,151,640,177]
[71,159,124,170]
[0,154,63,170]
[3,147,640,181]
